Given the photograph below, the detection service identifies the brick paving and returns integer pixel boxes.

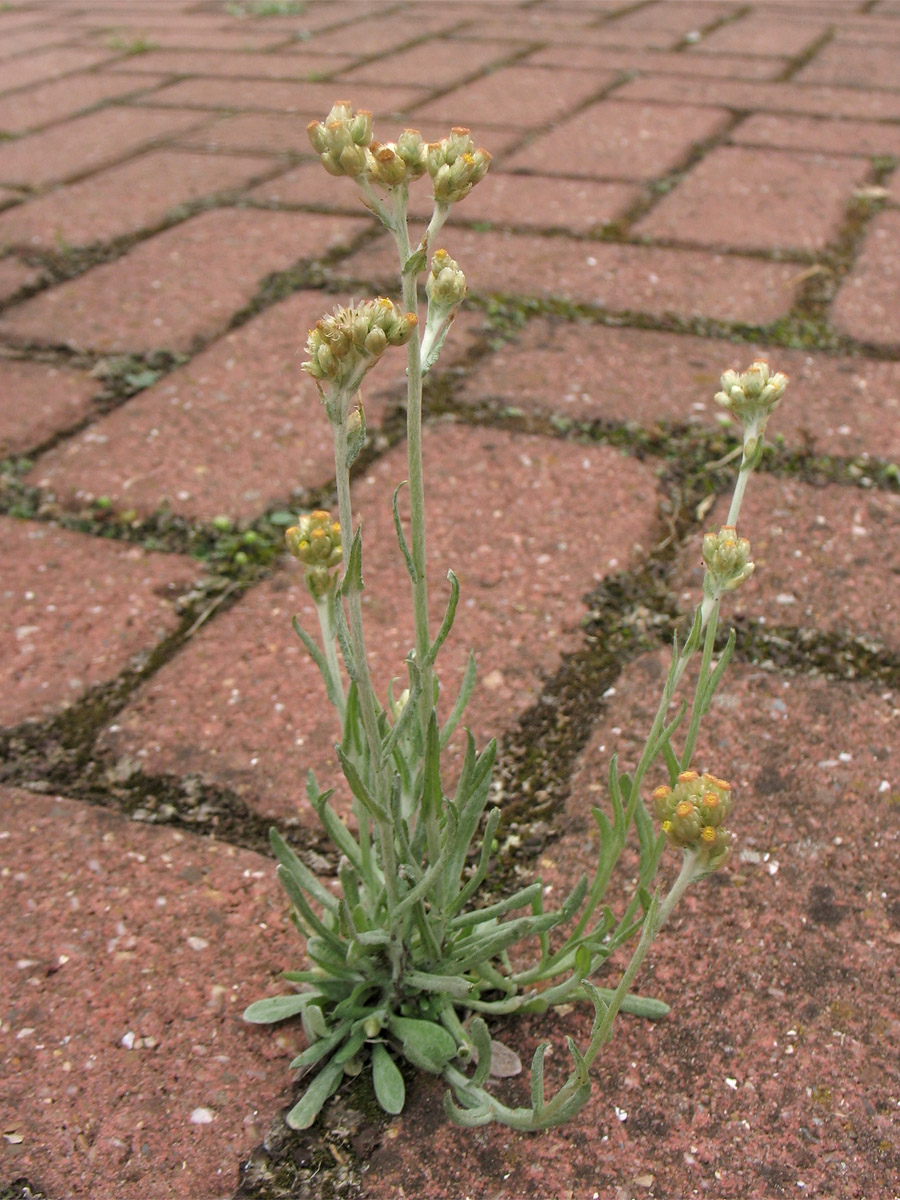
[2,4,900,1199]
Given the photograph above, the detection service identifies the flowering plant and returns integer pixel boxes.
[245,101,788,1131]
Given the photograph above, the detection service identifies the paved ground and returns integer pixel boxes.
[2,1,900,1198]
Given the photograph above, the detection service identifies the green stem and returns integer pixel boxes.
[679,596,720,771]
[331,409,399,910]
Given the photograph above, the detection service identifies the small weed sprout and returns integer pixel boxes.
[245,101,789,1131]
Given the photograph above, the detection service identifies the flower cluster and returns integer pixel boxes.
[303,298,418,395]
[366,130,428,188]
[307,101,373,177]
[652,771,734,870]
[702,525,754,598]
[285,511,342,598]
[426,249,467,312]
[306,103,491,207]
[426,127,492,205]
[716,360,788,450]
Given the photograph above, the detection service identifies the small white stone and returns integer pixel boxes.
[190,1107,215,1125]
[186,936,209,952]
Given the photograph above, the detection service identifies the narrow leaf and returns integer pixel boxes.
[423,570,460,668]
[391,482,417,583]
[243,993,314,1024]
[285,1056,345,1129]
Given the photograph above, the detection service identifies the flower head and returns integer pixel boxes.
[365,129,428,189]
[652,771,735,871]
[702,525,754,598]
[426,128,491,205]
[715,360,788,455]
[307,101,374,178]
[286,511,342,599]
[303,298,418,397]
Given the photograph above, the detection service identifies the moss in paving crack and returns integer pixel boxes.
[732,622,900,686]
[0,1181,50,1200]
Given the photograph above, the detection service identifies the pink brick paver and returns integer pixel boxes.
[0,517,197,725]
[794,37,900,88]
[411,65,614,130]
[0,47,116,95]
[525,45,788,80]
[831,211,900,350]
[337,37,522,90]
[678,475,900,655]
[139,77,428,116]
[0,72,170,136]
[456,318,900,462]
[0,359,98,457]
[341,228,800,326]
[0,259,39,305]
[0,787,298,1200]
[100,426,662,820]
[26,290,386,523]
[505,100,732,182]
[0,208,369,354]
[614,73,900,122]
[688,11,830,56]
[0,105,211,189]
[730,112,900,158]
[0,150,279,251]
[634,146,868,253]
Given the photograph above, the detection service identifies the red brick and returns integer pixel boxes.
[795,37,900,88]
[730,112,900,157]
[0,257,40,304]
[0,46,115,94]
[602,2,738,37]
[441,172,639,234]
[300,10,464,56]
[676,475,900,655]
[687,12,830,56]
[0,71,170,136]
[0,149,278,250]
[505,99,731,181]
[635,146,868,254]
[456,318,900,461]
[0,208,368,354]
[831,211,900,349]
[26,290,385,522]
[100,425,662,820]
[0,787,297,1200]
[102,47,354,79]
[0,360,97,457]
[614,73,900,121]
[339,227,799,326]
[338,37,524,89]
[173,111,322,157]
[84,26,294,50]
[0,26,75,58]
[0,106,211,188]
[140,76,428,114]
[412,65,616,130]
[248,160,377,210]
[524,44,787,80]
[0,517,196,724]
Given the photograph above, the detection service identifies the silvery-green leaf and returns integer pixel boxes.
[371,1043,405,1115]
[243,993,314,1024]
[388,1015,457,1072]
